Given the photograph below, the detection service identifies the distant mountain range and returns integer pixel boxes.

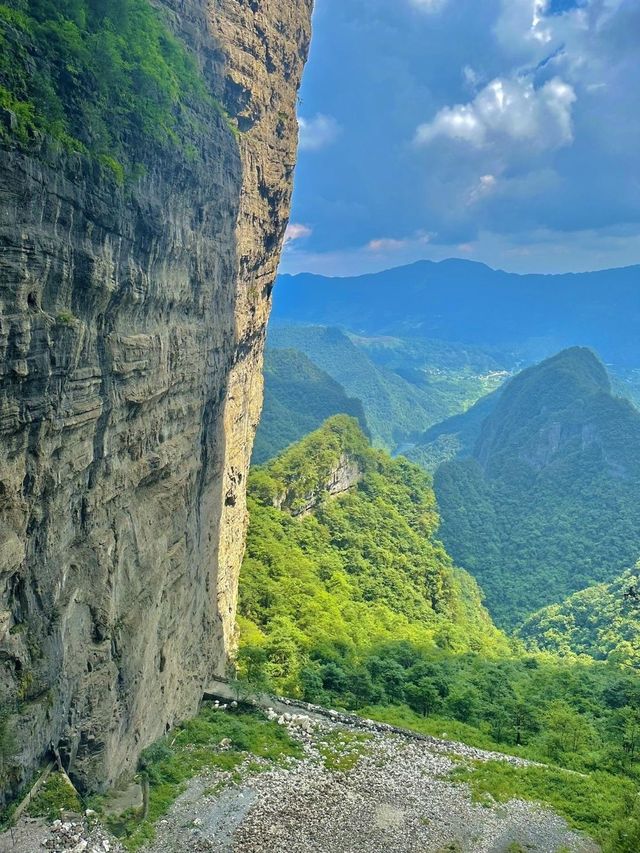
[275,260,640,366]
[434,348,640,627]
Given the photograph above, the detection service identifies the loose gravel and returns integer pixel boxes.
[1,711,600,853]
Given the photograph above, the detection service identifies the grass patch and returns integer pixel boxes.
[92,704,301,851]
[317,729,372,773]
[360,705,523,755]
[451,760,639,852]
[26,772,82,820]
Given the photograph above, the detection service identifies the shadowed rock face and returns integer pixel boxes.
[0,0,312,797]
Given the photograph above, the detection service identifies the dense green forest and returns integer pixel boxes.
[0,0,221,180]
[521,566,640,666]
[240,415,506,673]
[434,348,640,627]
[252,349,368,464]
[267,324,508,451]
[404,389,502,472]
[238,415,640,850]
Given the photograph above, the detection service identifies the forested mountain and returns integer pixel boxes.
[237,417,640,851]
[521,567,640,666]
[434,348,640,627]
[252,349,368,464]
[404,390,502,472]
[275,260,640,366]
[267,324,508,451]
[267,326,448,448]
[240,415,507,686]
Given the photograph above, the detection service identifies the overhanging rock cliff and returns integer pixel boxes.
[0,0,312,798]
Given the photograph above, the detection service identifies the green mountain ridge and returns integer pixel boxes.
[267,324,510,452]
[240,415,508,694]
[252,349,368,465]
[434,347,640,627]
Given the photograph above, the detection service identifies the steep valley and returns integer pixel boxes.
[1,3,640,852]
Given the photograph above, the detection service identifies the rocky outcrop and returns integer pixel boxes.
[274,452,363,517]
[0,0,312,798]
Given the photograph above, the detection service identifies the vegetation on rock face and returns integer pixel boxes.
[0,0,222,179]
[26,772,82,820]
[434,348,640,627]
[252,349,369,465]
[91,705,301,851]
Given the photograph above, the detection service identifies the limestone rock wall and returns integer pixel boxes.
[0,0,312,798]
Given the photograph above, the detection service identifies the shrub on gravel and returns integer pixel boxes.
[92,705,301,851]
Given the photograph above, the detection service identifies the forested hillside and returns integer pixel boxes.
[240,415,507,688]
[434,348,640,627]
[252,349,368,464]
[404,390,502,472]
[237,417,640,851]
[267,324,508,451]
[521,566,640,666]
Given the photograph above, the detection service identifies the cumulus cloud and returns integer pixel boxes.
[284,223,312,245]
[298,114,340,151]
[414,76,576,151]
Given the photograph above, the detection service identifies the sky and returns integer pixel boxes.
[280,0,640,277]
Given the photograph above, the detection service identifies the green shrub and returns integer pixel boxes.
[94,705,301,851]
[27,772,82,820]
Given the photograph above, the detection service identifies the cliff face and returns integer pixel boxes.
[0,0,312,797]
[274,453,363,516]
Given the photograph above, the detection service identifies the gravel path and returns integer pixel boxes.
[1,712,600,853]
[143,714,599,853]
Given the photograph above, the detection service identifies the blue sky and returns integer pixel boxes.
[280,0,640,276]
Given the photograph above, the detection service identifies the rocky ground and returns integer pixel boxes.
[1,709,599,853]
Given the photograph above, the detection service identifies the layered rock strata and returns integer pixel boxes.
[0,0,312,797]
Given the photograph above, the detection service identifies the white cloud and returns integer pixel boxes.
[284,223,312,245]
[414,76,576,151]
[298,114,340,151]
[367,232,433,253]
[409,0,448,13]
[367,237,409,252]
[467,174,498,206]
[494,0,556,58]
